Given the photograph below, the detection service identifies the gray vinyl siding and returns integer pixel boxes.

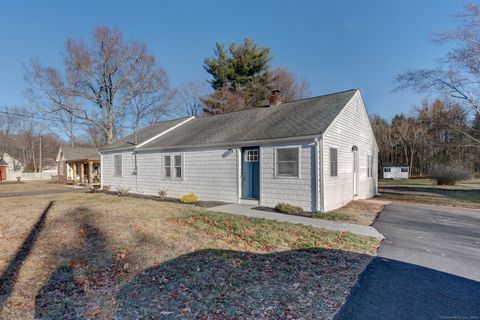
[102,149,239,202]
[322,91,378,212]
[102,141,317,211]
[260,142,315,212]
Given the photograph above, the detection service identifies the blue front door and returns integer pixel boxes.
[241,147,260,199]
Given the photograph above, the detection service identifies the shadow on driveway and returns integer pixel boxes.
[335,257,480,319]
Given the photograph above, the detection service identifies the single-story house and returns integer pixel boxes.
[100,89,378,212]
[382,163,409,180]
[56,146,101,183]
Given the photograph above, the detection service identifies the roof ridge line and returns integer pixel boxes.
[134,116,195,148]
[190,88,359,120]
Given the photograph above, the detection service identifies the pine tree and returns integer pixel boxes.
[202,38,272,113]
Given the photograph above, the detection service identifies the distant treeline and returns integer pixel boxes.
[371,99,480,176]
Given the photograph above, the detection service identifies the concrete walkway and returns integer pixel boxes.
[208,204,384,239]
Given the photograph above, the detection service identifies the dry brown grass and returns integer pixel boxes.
[0,184,379,319]
[0,180,70,193]
[314,200,387,226]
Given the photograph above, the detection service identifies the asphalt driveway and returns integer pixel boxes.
[335,203,480,320]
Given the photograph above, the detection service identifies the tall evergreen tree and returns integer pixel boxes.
[202,38,272,113]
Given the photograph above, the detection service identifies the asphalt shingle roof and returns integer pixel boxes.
[139,89,357,150]
[101,89,358,151]
[60,146,100,161]
[102,117,190,150]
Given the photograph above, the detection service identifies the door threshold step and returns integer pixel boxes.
[239,199,259,205]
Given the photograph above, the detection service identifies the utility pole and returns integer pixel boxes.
[39,136,42,173]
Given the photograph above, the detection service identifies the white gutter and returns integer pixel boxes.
[137,134,320,153]
[134,116,195,149]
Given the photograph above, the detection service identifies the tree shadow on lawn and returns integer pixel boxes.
[33,212,372,320]
[35,206,116,319]
[113,248,370,319]
[28,206,480,320]
[0,201,54,310]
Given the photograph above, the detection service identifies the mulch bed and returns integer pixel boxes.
[252,206,315,217]
[0,181,26,185]
[102,191,228,208]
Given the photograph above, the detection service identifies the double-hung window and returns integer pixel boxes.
[114,154,122,177]
[401,168,409,173]
[164,155,171,178]
[164,154,183,179]
[275,147,299,177]
[174,155,182,178]
[330,148,338,176]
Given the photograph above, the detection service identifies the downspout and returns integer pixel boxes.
[315,136,325,212]
[313,137,321,212]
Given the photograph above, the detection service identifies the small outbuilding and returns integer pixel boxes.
[0,158,8,181]
[56,146,101,184]
[382,163,409,180]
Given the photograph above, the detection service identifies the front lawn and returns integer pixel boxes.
[0,183,378,319]
[378,178,480,209]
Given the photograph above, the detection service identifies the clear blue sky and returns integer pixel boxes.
[0,0,464,119]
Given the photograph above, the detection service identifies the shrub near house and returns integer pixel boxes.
[275,203,303,215]
[180,193,199,203]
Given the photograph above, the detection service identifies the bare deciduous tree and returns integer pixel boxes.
[392,117,429,173]
[25,26,173,144]
[396,3,480,118]
[178,82,207,117]
[269,68,310,102]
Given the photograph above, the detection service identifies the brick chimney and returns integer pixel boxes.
[269,90,282,107]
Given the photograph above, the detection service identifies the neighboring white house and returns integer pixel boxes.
[100,89,378,212]
[0,152,24,181]
[382,163,409,180]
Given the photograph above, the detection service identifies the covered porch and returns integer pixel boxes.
[66,159,100,184]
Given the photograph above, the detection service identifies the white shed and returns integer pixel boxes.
[382,163,409,180]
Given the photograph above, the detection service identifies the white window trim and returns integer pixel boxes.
[114,154,123,177]
[162,153,184,180]
[274,146,301,179]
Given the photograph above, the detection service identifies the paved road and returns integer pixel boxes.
[335,203,480,320]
